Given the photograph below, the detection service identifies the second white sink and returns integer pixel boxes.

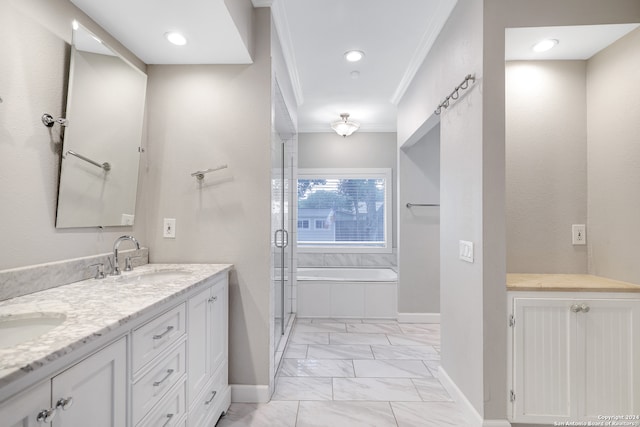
[0,313,67,349]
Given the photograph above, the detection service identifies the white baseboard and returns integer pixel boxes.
[230,384,270,403]
[397,312,440,323]
[438,367,511,427]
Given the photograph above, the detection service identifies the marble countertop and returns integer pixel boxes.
[0,263,232,390]
[507,273,640,292]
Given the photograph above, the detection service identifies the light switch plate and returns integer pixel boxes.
[163,218,176,238]
[459,240,474,263]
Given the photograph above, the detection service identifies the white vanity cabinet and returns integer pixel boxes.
[0,337,126,427]
[508,293,640,424]
[187,274,229,427]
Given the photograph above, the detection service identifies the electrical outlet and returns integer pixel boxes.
[459,240,474,263]
[572,224,586,245]
[163,218,176,238]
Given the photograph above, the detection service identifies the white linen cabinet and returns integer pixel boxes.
[509,294,640,424]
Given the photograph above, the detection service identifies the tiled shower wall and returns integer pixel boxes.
[297,250,397,269]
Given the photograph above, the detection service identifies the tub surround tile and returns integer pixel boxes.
[295,323,347,333]
[307,345,374,360]
[296,401,397,427]
[332,377,422,401]
[412,378,453,401]
[272,377,332,401]
[0,248,149,301]
[346,323,403,334]
[423,360,442,378]
[386,333,440,346]
[290,332,330,345]
[371,345,440,360]
[216,401,299,427]
[353,359,433,378]
[310,317,363,323]
[391,401,469,427]
[0,263,231,390]
[330,333,390,345]
[362,318,398,324]
[279,359,355,377]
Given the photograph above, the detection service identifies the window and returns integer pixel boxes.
[297,168,392,253]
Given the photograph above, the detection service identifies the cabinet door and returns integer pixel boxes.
[0,380,51,427]
[210,279,228,372]
[52,337,126,427]
[512,298,575,423]
[579,299,640,418]
[188,286,212,406]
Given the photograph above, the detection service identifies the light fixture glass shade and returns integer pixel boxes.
[331,114,360,137]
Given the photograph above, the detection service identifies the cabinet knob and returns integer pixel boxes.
[56,396,73,411]
[570,304,581,313]
[580,304,590,313]
[36,408,56,423]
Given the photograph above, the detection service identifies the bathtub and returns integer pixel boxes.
[297,267,397,319]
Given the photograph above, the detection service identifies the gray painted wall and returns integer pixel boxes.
[0,0,148,271]
[399,0,487,415]
[587,28,640,285]
[484,0,640,420]
[398,125,440,314]
[298,132,398,248]
[506,60,588,274]
[145,8,275,387]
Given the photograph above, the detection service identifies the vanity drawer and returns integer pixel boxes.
[137,380,187,427]
[133,341,187,425]
[189,362,228,427]
[133,303,186,372]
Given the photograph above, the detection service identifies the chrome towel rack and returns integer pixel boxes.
[434,74,476,115]
[406,203,439,208]
[191,164,228,181]
[65,150,111,171]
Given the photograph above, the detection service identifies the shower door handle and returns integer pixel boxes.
[282,229,289,248]
[274,229,286,248]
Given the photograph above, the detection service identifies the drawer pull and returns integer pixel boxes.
[153,369,175,387]
[36,408,56,423]
[161,413,174,427]
[208,296,218,303]
[55,397,73,411]
[153,325,174,340]
[204,390,217,405]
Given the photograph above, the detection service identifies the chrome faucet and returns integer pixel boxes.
[111,235,140,276]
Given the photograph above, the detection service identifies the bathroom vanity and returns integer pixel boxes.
[506,274,640,424]
[0,263,231,427]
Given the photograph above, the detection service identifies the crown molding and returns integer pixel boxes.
[251,0,273,7]
[390,0,457,105]
[270,0,304,105]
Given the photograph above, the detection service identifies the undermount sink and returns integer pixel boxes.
[0,313,67,349]
[117,269,192,283]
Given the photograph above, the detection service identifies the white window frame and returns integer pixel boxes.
[297,168,393,254]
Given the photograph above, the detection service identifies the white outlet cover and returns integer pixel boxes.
[572,224,586,245]
[459,240,474,263]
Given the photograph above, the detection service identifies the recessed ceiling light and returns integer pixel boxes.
[344,50,365,62]
[165,32,187,46]
[532,39,558,52]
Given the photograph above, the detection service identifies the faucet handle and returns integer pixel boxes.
[89,263,106,279]
[124,256,141,272]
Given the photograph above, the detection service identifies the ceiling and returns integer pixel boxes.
[68,1,639,134]
[506,24,640,61]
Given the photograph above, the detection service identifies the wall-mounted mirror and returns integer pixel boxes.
[56,23,147,228]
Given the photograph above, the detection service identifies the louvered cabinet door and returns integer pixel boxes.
[512,298,575,423]
[578,299,640,419]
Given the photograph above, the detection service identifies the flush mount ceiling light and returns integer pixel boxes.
[344,50,365,62]
[165,31,187,46]
[331,113,360,137]
[532,38,558,52]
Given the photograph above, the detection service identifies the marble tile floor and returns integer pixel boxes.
[217,319,471,427]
